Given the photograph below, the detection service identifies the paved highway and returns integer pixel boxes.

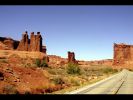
[66,69,133,94]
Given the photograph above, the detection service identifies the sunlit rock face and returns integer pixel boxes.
[113,43,133,69]
[17,31,29,51]
[17,31,43,52]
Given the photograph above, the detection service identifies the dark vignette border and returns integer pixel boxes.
[0,0,133,5]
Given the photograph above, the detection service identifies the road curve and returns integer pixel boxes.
[66,69,133,94]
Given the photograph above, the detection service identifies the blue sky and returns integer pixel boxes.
[0,6,133,61]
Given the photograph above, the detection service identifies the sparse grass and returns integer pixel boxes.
[52,74,112,94]
[46,67,67,75]
[49,64,119,94]
[100,67,118,74]
[9,54,20,58]
[70,77,81,86]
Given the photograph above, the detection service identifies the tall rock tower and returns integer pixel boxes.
[17,31,29,51]
[68,51,76,63]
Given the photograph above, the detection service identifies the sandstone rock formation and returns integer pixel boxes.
[113,43,133,69]
[36,32,42,52]
[3,38,14,50]
[17,31,29,51]
[16,31,46,53]
[29,32,42,52]
[0,37,19,50]
[68,51,77,64]
[0,31,46,54]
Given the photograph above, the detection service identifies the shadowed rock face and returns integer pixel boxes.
[68,51,76,63]
[42,46,47,54]
[3,39,14,50]
[36,32,42,52]
[0,37,19,50]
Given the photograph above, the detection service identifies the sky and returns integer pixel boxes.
[0,5,133,61]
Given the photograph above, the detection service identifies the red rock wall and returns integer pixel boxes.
[42,46,47,54]
[113,43,133,69]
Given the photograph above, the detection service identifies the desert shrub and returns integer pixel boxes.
[35,59,41,67]
[3,85,19,94]
[41,59,48,67]
[67,63,81,75]
[35,59,48,68]
[101,67,112,74]
[24,91,31,94]
[48,69,57,75]
[113,69,118,73]
[52,76,64,85]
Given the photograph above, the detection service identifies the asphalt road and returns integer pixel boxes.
[67,69,133,94]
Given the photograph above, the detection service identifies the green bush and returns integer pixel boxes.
[35,59,41,67]
[3,85,19,94]
[41,60,48,67]
[67,63,81,75]
[35,59,48,68]
[52,77,64,85]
